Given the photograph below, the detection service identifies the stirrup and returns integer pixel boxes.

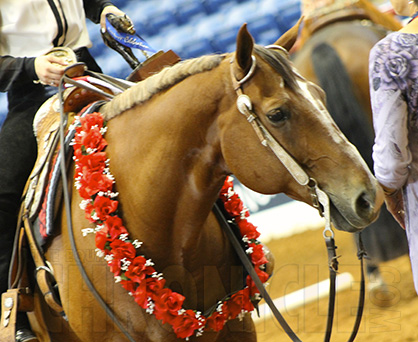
[15,328,39,342]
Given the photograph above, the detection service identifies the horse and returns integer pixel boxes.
[25,23,383,342]
[292,1,409,303]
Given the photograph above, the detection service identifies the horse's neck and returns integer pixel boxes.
[101,71,241,309]
[104,69,232,254]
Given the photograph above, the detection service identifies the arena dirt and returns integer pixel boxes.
[256,227,418,342]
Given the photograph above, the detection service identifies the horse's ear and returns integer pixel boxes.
[234,24,254,77]
[273,16,304,52]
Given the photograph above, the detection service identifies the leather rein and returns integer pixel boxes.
[227,45,366,342]
[55,51,366,341]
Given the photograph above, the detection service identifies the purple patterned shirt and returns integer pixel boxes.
[369,31,418,292]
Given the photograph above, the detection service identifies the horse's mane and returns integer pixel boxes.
[101,54,225,120]
[101,46,298,120]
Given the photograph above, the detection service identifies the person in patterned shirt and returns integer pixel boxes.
[369,0,418,293]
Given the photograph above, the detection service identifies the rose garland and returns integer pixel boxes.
[71,112,270,339]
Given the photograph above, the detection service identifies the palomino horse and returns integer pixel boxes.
[30,24,383,341]
[292,3,409,299]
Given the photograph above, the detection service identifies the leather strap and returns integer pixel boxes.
[214,201,366,342]
[21,213,65,316]
[213,202,303,342]
[347,233,366,342]
[324,236,338,341]
[56,78,137,342]
[0,289,19,342]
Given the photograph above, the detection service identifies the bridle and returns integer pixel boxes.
[229,46,333,236]
[224,45,366,342]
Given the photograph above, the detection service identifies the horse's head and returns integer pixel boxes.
[219,24,383,232]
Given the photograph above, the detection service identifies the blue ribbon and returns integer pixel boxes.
[105,19,156,54]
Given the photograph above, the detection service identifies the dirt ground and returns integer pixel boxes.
[255,227,418,342]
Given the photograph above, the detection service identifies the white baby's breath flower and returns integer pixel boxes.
[145,259,154,267]
[95,224,104,232]
[119,233,129,241]
[79,199,91,211]
[132,240,143,248]
[81,228,95,236]
[95,249,105,258]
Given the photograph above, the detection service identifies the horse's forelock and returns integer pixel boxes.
[254,45,298,91]
[100,54,225,121]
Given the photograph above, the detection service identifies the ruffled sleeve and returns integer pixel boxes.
[369,35,412,190]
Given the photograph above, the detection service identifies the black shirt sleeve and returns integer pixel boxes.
[0,56,37,92]
[83,0,115,24]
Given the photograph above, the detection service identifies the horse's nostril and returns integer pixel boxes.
[356,192,372,214]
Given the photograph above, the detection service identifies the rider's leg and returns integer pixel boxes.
[0,85,53,340]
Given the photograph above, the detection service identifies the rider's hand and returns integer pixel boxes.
[100,5,131,31]
[382,185,406,229]
[34,55,69,87]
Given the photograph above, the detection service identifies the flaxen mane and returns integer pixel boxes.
[100,54,225,120]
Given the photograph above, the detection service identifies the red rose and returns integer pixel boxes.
[82,127,108,152]
[246,279,258,298]
[146,277,166,298]
[78,171,114,199]
[72,142,84,159]
[78,152,107,173]
[223,193,244,218]
[79,113,104,131]
[125,256,154,283]
[154,288,185,324]
[104,216,127,241]
[132,281,148,309]
[171,309,201,339]
[95,229,109,251]
[110,239,136,261]
[92,195,118,221]
[206,310,227,332]
[248,243,268,266]
[83,200,95,223]
[219,178,233,198]
[246,268,269,297]
[255,267,269,283]
[225,288,254,319]
[120,278,136,293]
[238,220,260,240]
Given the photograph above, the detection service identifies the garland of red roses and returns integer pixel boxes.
[71,112,270,339]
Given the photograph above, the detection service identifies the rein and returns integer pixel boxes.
[229,47,366,342]
[56,75,137,342]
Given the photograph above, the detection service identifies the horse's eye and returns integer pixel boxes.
[266,108,290,124]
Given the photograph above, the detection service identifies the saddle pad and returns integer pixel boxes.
[27,101,104,246]
[26,74,122,228]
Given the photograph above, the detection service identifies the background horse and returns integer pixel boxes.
[29,24,383,341]
[292,1,409,302]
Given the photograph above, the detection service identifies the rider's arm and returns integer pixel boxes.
[0,56,36,92]
[83,0,115,24]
